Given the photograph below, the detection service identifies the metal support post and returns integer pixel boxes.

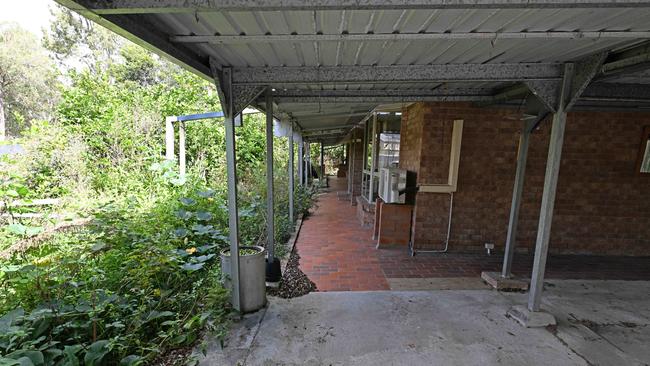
[320,141,324,185]
[165,116,175,160]
[179,121,186,177]
[347,142,351,193]
[298,139,304,186]
[349,140,355,197]
[501,119,534,278]
[361,122,368,198]
[305,142,310,185]
[368,112,378,203]
[288,122,295,223]
[223,69,241,312]
[265,88,275,261]
[528,64,573,312]
[302,142,305,185]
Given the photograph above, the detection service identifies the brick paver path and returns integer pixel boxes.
[296,177,650,291]
[296,179,389,291]
[378,249,650,280]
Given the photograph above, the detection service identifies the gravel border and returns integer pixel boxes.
[267,249,317,298]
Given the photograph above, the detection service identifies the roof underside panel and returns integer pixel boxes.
[56,1,650,144]
[192,38,631,67]
[156,8,650,68]
[284,102,377,130]
[165,8,650,36]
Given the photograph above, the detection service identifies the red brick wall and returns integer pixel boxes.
[398,103,423,174]
[378,203,414,246]
[401,102,650,256]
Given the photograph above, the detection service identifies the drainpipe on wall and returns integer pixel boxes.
[409,119,464,256]
[409,192,454,256]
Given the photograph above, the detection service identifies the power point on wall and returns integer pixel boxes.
[485,242,495,255]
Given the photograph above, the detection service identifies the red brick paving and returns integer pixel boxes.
[296,177,650,291]
[296,178,389,291]
[378,248,650,281]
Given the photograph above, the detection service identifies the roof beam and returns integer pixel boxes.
[232,64,563,85]
[211,60,266,118]
[526,55,605,112]
[82,0,650,14]
[475,84,530,106]
[479,45,650,106]
[290,111,370,120]
[275,95,494,103]
[302,124,352,132]
[479,81,650,107]
[273,89,494,98]
[525,80,562,112]
[566,51,608,109]
[583,82,650,100]
[171,31,650,44]
[303,128,348,137]
[273,89,495,103]
[600,42,650,81]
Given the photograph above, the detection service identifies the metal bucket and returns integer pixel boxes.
[220,246,267,313]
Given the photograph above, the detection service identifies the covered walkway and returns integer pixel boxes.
[58,0,650,327]
[296,178,650,291]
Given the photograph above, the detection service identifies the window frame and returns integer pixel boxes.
[636,126,650,176]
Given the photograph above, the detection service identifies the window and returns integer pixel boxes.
[637,126,650,175]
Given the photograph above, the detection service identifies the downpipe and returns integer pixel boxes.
[409,192,454,256]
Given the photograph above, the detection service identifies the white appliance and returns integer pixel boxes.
[379,168,407,204]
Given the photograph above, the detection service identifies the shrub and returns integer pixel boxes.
[0,48,316,365]
[0,184,231,364]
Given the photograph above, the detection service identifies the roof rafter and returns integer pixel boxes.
[232,64,563,85]
[583,82,650,100]
[303,128,348,137]
[271,88,496,103]
[290,111,370,120]
[81,0,650,14]
[171,31,650,44]
[273,81,650,105]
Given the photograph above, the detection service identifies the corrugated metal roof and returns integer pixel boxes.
[55,1,650,143]
[157,8,650,68]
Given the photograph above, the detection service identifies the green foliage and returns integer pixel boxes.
[235,136,317,256]
[0,172,45,251]
[53,66,219,195]
[11,120,90,198]
[0,23,58,137]
[1,10,316,365]
[110,45,159,86]
[0,187,231,364]
[324,145,346,174]
[42,5,123,72]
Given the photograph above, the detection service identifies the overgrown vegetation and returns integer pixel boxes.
[0,5,316,365]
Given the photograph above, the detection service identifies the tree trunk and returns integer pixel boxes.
[0,87,5,141]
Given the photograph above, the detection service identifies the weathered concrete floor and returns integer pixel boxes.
[198,280,650,366]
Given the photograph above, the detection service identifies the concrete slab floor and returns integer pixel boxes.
[197,280,650,366]
[387,277,490,290]
[481,271,529,291]
[501,280,650,366]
